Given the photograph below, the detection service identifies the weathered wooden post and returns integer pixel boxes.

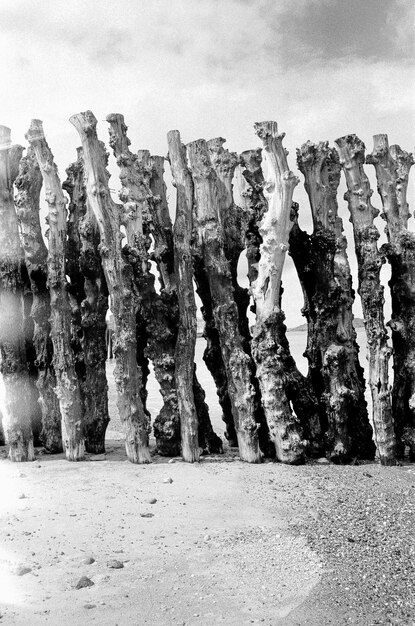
[168,130,199,461]
[335,134,396,464]
[367,135,415,458]
[14,145,62,453]
[290,140,374,461]
[0,126,34,461]
[26,120,85,461]
[143,149,223,455]
[187,138,261,463]
[63,148,110,454]
[70,111,151,463]
[106,113,181,456]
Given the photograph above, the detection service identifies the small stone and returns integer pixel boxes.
[140,513,154,518]
[163,478,173,484]
[316,458,330,464]
[147,498,157,504]
[363,472,373,478]
[15,566,32,576]
[82,556,95,565]
[83,603,96,609]
[18,494,27,499]
[168,458,176,464]
[107,560,124,569]
[75,576,94,589]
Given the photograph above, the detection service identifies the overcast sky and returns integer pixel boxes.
[1,0,414,325]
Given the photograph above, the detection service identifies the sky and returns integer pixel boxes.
[0,0,414,326]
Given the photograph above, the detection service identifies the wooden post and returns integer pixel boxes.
[0,126,34,461]
[367,135,415,458]
[70,111,151,463]
[167,130,199,461]
[335,134,396,464]
[250,121,306,464]
[63,148,110,454]
[291,140,375,461]
[187,138,261,463]
[26,120,85,461]
[191,140,238,447]
[106,114,181,456]
[14,145,62,453]
[142,149,222,455]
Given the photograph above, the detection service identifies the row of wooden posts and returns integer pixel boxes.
[0,114,413,466]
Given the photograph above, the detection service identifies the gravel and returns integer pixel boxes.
[286,463,415,625]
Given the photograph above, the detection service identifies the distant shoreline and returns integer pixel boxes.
[288,318,365,332]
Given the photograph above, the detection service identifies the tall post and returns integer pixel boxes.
[187,138,261,463]
[0,126,34,461]
[367,135,415,458]
[250,122,306,464]
[26,120,85,461]
[63,148,110,454]
[168,130,199,462]
[70,111,151,464]
[335,134,396,464]
[290,140,375,461]
[14,145,62,452]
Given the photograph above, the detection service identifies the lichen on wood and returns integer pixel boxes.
[0,126,34,461]
[14,144,62,453]
[70,111,151,464]
[367,135,415,458]
[335,134,396,465]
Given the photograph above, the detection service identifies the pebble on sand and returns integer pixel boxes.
[15,566,32,576]
[75,576,95,589]
[107,560,124,569]
[163,478,173,484]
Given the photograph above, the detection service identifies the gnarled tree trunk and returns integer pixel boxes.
[70,111,151,464]
[367,135,415,458]
[27,120,85,461]
[0,126,34,461]
[290,140,374,461]
[250,121,306,464]
[14,145,62,453]
[63,148,110,454]
[168,130,199,461]
[335,134,396,464]
[187,138,261,463]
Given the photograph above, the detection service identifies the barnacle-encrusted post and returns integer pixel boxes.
[26,120,85,461]
[367,135,415,458]
[0,126,34,461]
[168,130,199,461]
[335,134,396,465]
[70,111,151,464]
[250,121,306,464]
[187,138,261,463]
[14,145,62,453]
[291,140,375,461]
[63,148,110,454]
